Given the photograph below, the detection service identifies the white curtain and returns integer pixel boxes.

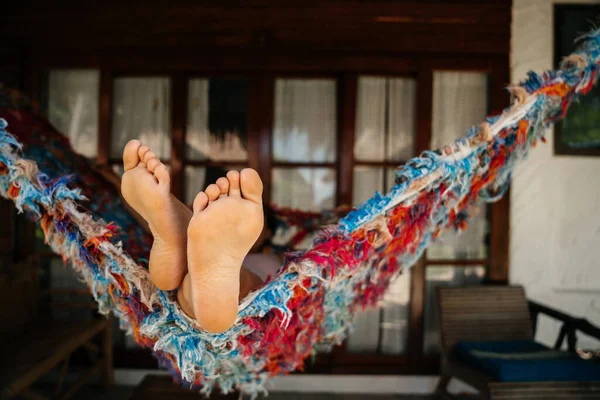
[423,266,485,355]
[354,77,415,162]
[184,166,207,206]
[346,77,416,355]
[110,77,171,159]
[429,71,489,260]
[388,79,416,161]
[271,168,335,211]
[354,77,386,161]
[47,70,100,159]
[272,79,336,163]
[271,79,337,212]
[186,79,210,160]
[346,271,411,355]
[353,77,415,207]
[353,167,385,206]
[422,71,489,355]
[186,79,248,162]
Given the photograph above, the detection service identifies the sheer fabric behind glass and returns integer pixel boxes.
[271,168,335,211]
[352,167,397,206]
[428,71,489,260]
[346,76,416,355]
[346,271,411,355]
[186,78,248,162]
[423,266,485,355]
[272,79,336,163]
[47,70,100,158]
[110,77,171,159]
[354,77,415,162]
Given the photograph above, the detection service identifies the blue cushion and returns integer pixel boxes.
[454,340,600,382]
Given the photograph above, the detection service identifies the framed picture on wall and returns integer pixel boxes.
[554,4,600,156]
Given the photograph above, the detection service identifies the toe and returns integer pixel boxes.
[138,145,151,161]
[143,150,158,164]
[227,170,241,196]
[205,184,221,203]
[123,140,142,171]
[146,158,160,173]
[154,164,170,186]
[193,192,209,213]
[240,168,263,204]
[216,177,229,196]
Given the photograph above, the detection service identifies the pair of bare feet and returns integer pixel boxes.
[120,140,265,333]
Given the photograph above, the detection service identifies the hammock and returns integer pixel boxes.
[1,28,599,397]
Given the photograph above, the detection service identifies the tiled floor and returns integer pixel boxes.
[24,384,438,400]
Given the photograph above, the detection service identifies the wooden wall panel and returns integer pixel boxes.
[2,1,511,55]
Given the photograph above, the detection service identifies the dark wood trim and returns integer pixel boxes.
[337,74,357,206]
[98,70,112,166]
[408,258,427,363]
[272,162,337,169]
[109,159,171,166]
[247,76,261,173]
[32,50,509,73]
[170,73,186,199]
[113,347,158,369]
[488,58,510,282]
[183,160,248,168]
[353,161,406,167]
[415,68,433,156]
[23,54,40,102]
[407,66,434,362]
[259,75,274,204]
[425,259,487,266]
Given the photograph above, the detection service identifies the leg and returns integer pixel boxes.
[121,140,192,290]
[178,169,264,333]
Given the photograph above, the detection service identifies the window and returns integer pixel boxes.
[46,70,100,159]
[41,65,505,372]
[347,76,416,355]
[184,77,249,205]
[423,71,490,355]
[271,78,337,211]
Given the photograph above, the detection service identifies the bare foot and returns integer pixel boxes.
[178,169,264,333]
[121,140,192,291]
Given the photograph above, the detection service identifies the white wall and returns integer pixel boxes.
[510,0,600,348]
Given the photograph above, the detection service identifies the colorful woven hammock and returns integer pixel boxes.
[1,28,599,397]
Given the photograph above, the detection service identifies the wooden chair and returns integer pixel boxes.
[435,285,600,400]
[0,256,113,400]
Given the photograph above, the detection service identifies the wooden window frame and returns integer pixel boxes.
[29,52,509,375]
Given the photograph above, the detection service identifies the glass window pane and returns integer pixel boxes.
[380,269,411,354]
[110,77,171,159]
[273,79,336,163]
[428,206,488,260]
[353,167,384,206]
[184,165,246,207]
[431,71,488,149]
[112,164,124,177]
[386,168,397,192]
[184,166,207,207]
[353,167,402,207]
[47,70,99,158]
[423,265,485,355]
[354,77,416,162]
[429,71,489,261]
[272,168,335,211]
[347,270,411,355]
[186,78,248,162]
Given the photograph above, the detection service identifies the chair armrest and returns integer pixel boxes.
[528,300,600,351]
